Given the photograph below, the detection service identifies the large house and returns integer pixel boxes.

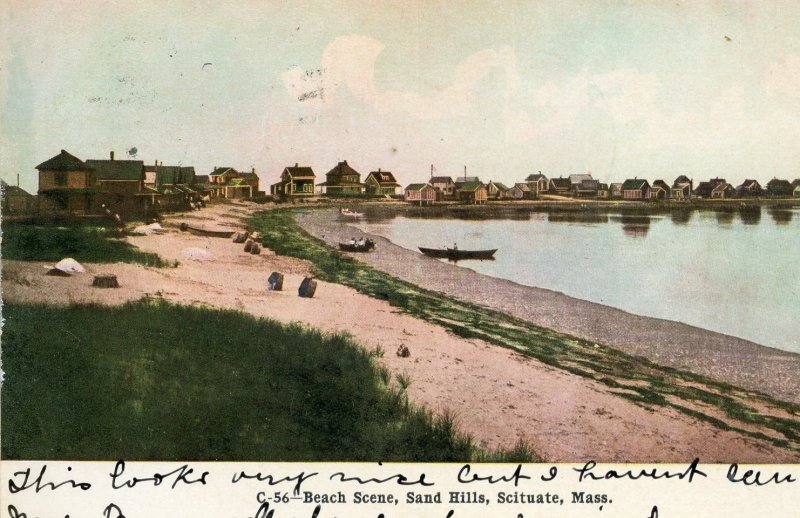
[694,178,728,198]
[736,179,763,197]
[766,178,793,197]
[271,164,316,197]
[36,149,95,215]
[207,167,253,198]
[548,177,572,195]
[319,160,362,195]
[364,169,400,195]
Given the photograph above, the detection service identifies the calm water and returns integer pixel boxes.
[358,207,800,353]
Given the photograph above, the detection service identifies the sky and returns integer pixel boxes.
[2,0,800,193]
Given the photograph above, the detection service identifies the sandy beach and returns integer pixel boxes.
[3,201,799,462]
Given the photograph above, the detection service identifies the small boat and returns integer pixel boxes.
[339,208,364,218]
[180,223,236,238]
[339,238,376,252]
[419,246,496,261]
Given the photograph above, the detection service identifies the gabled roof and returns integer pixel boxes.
[622,178,649,190]
[488,181,509,191]
[673,175,692,185]
[283,165,315,179]
[767,178,792,187]
[239,171,258,180]
[737,179,761,189]
[86,159,143,181]
[405,183,432,191]
[366,170,400,186]
[155,166,182,185]
[210,167,238,177]
[514,182,532,191]
[326,160,361,179]
[568,173,594,184]
[652,179,670,190]
[456,181,485,192]
[525,173,547,181]
[429,176,454,184]
[36,149,87,171]
[550,178,572,189]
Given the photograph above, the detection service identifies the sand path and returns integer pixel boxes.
[3,202,798,462]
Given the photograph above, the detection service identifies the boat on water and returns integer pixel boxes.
[339,208,364,218]
[339,238,376,252]
[419,246,497,261]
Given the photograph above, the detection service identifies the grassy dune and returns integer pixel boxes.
[1,221,172,267]
[2,300,533,461]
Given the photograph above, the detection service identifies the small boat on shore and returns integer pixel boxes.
[419,246,497,261]
[339,238,376,252]
[180,223,236,238]
[339,208,364,218]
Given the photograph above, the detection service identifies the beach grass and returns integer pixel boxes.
[251,208,800,452]
[1,221,173,267]
[2,299,525,461]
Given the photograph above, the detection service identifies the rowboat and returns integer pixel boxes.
[339,239,376,252]
[180,223,236,238]
[418,246,497,260]
[339,208,364,217]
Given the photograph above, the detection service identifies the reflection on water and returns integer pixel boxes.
[768,208,793,225]
[739,205,762,225]
[359,206,800,352]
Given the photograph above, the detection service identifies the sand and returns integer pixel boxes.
[3,201,798,463]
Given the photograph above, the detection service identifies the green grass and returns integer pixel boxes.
[251,208,800,452]
[2,300,531,461]
[1,221,173,267]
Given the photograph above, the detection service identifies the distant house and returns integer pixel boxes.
[711,181,735,199]
[671,175,693,200]
[596,183,610,198]
[207,166,252,198]
[455,175,481,184]
[503,183,525,199]
[239,168,261,195]
[650,180,670,200]
[429,176,456,200]
[568,173,594,186]
[455,181,488,204]
[794,184,800,198]
[694,178,727,199]
[622,178,651,200]
[1,180,35,214]
[486,181,509,199]
[404,183,436,205]
[36,150,95,214]
[766,178,793,197]
[364,169,400,195]
[548,177,572,195]
[572,178,599,198]
[610,182,624,198]
[271,164,316,197]
[319,160,362,195]
[525,172,548,194]
[736,179,763,197]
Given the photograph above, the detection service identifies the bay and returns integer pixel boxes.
[358,207,800,353]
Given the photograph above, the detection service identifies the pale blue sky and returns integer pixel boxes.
[3,1,800,192]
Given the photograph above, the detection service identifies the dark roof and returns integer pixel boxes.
[652,179,670,190]
[210,167,238,177]
[622,179,649,190]
[284,165,315,179]
[694,181,714,196]
[456,181,484,192]
[767,178,792,187]
[405,183,431,191]
[550,178,571,189]
[574,179,599,190]
[1,180,33,197]
[569,173,594,184]
[326,161,361,179]
[36,149,86,171]
[155,166,182,185]
[791,179,800,187]
[366,170,400,186]
[673,175,692,185]
[489,181,509,191]
[514,182,531,191]
[455,176,480,183]
[525,173,547,181]
[193,175,210,184]
[86,159,143,181]
[239,171,258,179]
[429,176,454,184]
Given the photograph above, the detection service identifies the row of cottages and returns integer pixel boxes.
[35,149,214,217]
[270,161,402,198]
[404,175,490,204]
[1,180,36,214]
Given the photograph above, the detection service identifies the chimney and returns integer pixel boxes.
[251,167,255,174]
[464,165,467,179]
[17,173,20,187]
[110,151,115,161]
[295,163,298,167]
[343,160,347,165]
[155,159,159,167]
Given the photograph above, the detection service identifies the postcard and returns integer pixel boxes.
[1,1,798,516]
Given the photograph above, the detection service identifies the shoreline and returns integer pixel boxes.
[299,208,800,405]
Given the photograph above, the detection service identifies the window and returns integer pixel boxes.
[54,171,67,186]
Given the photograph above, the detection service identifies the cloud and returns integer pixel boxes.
[765,53,800,98]
[281,35,519,119]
